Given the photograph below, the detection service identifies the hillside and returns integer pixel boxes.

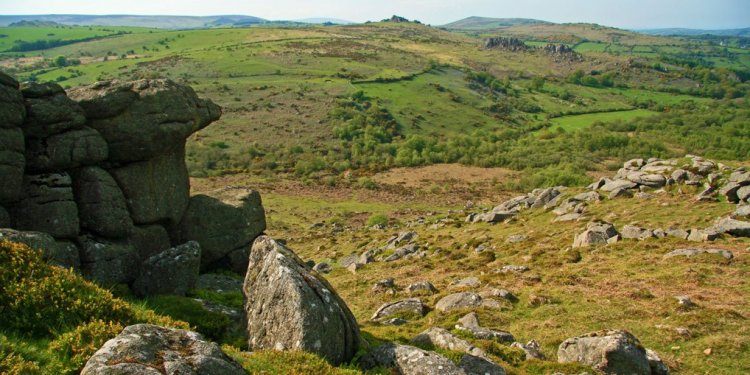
[0,14,266,29]
[640,27,750,37]
[442,16,550,30]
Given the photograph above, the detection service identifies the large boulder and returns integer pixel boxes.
[77,235,139,284]
[25,127,108,172]
[68,79,221,162]
[81,324,245,375]
[573,221,620,248]
[72,167,133,238]
[9,173,79,239]
[243,236,360,365]
[360,343,465,375]
[557,330,652,374]
[0,127,25,202]
[110,147,189,225]
[177,187,266,269]
[133,241,201,297]
[0,228,80,269]
[21,82,86,138]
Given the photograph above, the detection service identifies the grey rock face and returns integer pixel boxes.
[81,324,244,375]
[665,228,690,240]
[21,82,86,138]
[0,72,25,129]
[511,340,546,360]
[360,343,466,375]
[10,173,79,239]
[68,79,221,162]
[0,205,9,227]
[621,225,654,241]
[372,298,426,321]
[77,235,139,285]
[455,312,514,343]
[385,243,420,261]
[663,248,734,260]
[133,241,201,297]
[0,127,26,202]
[25,127,107,172]
[128,224,172,260]
[177,188,266,268]
[0,228,80,269]
[243,236,360,365]
[732,205,750,219]
[436,292,484,312]
[710,217,750,237]
[573,221,620,248]
[72,167,133,238]
[557,330,651,375]
[601,179,637,192]
[110,147,189,225]
[646,348,670,375]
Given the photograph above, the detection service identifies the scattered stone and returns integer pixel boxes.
[412,327,486,358]
[557,330,652,375]
[732,205,750,218]
[711,217,750,237]
[511,340,546,360]
[506,234,528,243]
[573,221,620,248]
[385,231,417,249]
[435,292,483,313]
[372,298,426,321]
[527,294,554,307]
[665,228,690,240]
[635,192,654,200]
[243,236,360,365]
[621,225,654,241]
[459,354,507,375]
[555,212,585,222]
[313,262,332,273]
[338,253,360,268]
[497,265,529,274]
[646,348,670,375]
[407,281,438,296]
[663,248,733,260]
[81,324,244,375]
[573,191,601,202]
[347,262,361,274]
[360,343,465,375]
[480,288,517,302]
[133,241,201,297]
[675,295,695,310]
[385,243,420,261]
[383,318,407,326]
[601,179,638,192]
[609,187,634,199]
[450,276,481,289]
[686,228,721,242]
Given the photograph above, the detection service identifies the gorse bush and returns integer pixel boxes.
[0,241,133,336]
[48,320,123,373]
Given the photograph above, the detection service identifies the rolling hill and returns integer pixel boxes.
[0,14,266,29]
[442,16,551,30]
[640,27,750,37]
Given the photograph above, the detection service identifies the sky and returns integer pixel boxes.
[1,0,748,29]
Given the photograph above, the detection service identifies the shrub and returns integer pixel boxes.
[223,347,362,374]
[366,213,389,227]
[48,320,123,373]
[143,296,230,341]
[0,335,41,375]
[0,241,133,336]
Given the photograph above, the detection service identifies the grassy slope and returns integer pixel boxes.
[0,25,154,51]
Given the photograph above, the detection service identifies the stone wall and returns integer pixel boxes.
[0,72,266,289]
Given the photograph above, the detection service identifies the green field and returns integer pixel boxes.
[0,25,153,52]
[548,109,657,131]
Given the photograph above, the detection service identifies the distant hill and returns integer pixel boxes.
[295,18,353,25]
[442,16,550,30]
[0,14,266,29]
[639,27,750,37]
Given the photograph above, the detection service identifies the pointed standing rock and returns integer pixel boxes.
[243,235,360,365]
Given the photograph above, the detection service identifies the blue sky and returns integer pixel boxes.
[1,0,748,29]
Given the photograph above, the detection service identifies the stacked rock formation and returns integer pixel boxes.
[0,72,266,294]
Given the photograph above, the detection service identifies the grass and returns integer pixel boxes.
[0,25,153,52]
[548,109,657,132]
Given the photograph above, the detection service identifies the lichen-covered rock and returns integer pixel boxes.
[68,79,221,162]
[77,235,139,284]
[621,225,654,241]
[360,343,465,375]
[10,173,79,239]
[412,327,487,358]
[177,187,266,269]
[243,236,360,365]
[0,228,80,269]
[371,298,426,321]
[663,248,733,260]
[557,330,651,375]
[407,281,438,296]
[0,127,25,202]
[81,324,244,375]
[133,241,201,297]
[21,82,86,138]
[25,127,107,172]
[459,354,506,375]
[110,148,189,225]
[72,167,133,238]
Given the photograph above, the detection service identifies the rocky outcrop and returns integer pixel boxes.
[558,330,667,375]
[0,73,268,292]
[81,324,244,375]
[243,236,360,365]
[484,37,527,51]
[573,221,620,247]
